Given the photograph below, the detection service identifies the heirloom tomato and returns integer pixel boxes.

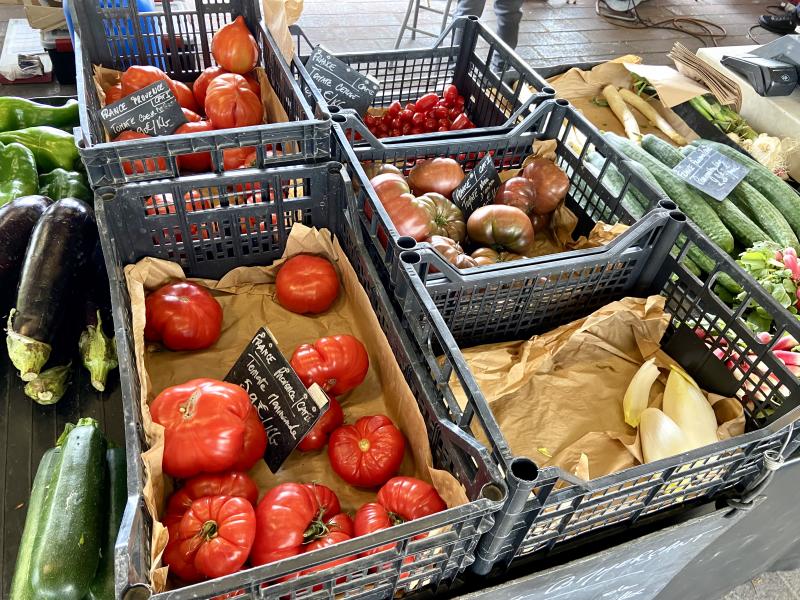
[328,415,405,487]
[164,472,259,530]
[211,16,259,74]
[275,254,339,314]
[204,73,263,130]
[290,334,369,396]
[144,280,223,351]
[297,396,344,452]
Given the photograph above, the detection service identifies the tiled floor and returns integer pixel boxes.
[723,572,800,600]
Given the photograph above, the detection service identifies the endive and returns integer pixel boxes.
[623,357,660,427]
[640,407,691,463]
[663,368,719,449]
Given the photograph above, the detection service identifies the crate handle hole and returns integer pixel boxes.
[669,210,687,223]
[398,236,417,250]
[332,114,347,124]
[510,457,538,483]
[467,15,479,20]
[329,106,341,113]
[122,584,152,600]
[555,99,569,107]
[658,200,677,211]
[543,87,556,95]
[400,250,421,265]
[481,482,507,503]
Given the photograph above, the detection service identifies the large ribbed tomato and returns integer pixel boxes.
[144,281,222,351]
[120,65,176,96]
[275,254,340,315]
[328,415,405,487]
[173,80,201,113]
[297,396,344,452]
[163,495,256,583]
[164,472,259,530]
[290,334,369,396]
[150,378,267,478]
[211,16,259,74]
[204,73,263,130]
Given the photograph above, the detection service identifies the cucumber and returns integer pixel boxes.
[9,446,62,600]
[680,239,742,295]
[729,182,799,251]
[690,139,800,237]
[86,448,127,600]
[31,418,107,600]
[641,135,770,248]
[604,133,734,253]
[584,156,646,220]
[626,160,671,209]
[683,256,702,277]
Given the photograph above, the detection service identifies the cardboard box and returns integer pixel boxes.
[23,0,67,32]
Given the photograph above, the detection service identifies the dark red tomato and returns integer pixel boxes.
[411,125,424,134]
[451,113,471,130]
[415,93,438,113]
[144,281,222,351]
[381,113,394,128]
[328,415,405,487]
[387,100,402,117]
[448,107,461,120]
[433,106,449,120]
[424,118,436,132]
[391,126,402,137]
[176,121,214,173]
[275,254,339,314]
[438,126,449,132]
[443,84,458,106]
[290,334,369,396]
[411,112,425,126]
[438,118,450,129]
[364,113,376,127]
[163,495,256,583]
[401,123,412,135]
[297,395,344,452]
[398,109,413,123]
[164,472,259,531]
[405,103,416,112]
[116,131,167,175]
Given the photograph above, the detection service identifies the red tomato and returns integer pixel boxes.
[443,84,458,106]
[451,113,471,130]
[251,482,348,566]
[297,396,344,452]
[211,16,259,74]
[150,378,267,478]
[144,281,223,351]
[173,80,201,112]
[438,118,450,128]
[290,334,369,396]
[405,103,416,112]
[414,93,438,113]
[364,113,376,127]
[448,107,461,120]
[115,131,167,175]
[411,112,425,126]
[438,126,449,132]
[353,502,394,555]
[120,65,176,96]
[164,472,259,530]
[105,83,123,105]
[163,495,256,583]
[299,516,354,577]
[275,254,339,314]
[176,121,214,173]
[305,482,341,518]
[145,190,211,216]
[243,73,261,97]
[181,108,202,122]
[223,146,258,170]
[328,415,405,487]
[205,73,263,130]
[377,476,446,520]
[398,109,413,123]
[387,100,402,117]
[433,106,449,120]
[193,65,226,107]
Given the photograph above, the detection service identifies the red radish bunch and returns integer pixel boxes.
[364,84,475,139]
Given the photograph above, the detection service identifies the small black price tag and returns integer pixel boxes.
[452,154,502,217]
[100,80,187,138]
[672,145,750,201]
[225,327,329,472]
[305,46,380,116]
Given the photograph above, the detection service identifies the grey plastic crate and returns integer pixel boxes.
[334,99,682,340]
[291,17,555,146]
[393,214,800,575]
[96,161,506,599]
[72,0,330,187]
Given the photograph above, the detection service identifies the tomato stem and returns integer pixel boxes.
[179,390,200,419]
[358,438,371,452]
[199,520,218,540]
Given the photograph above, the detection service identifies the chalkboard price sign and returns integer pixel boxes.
[99,80,186,138]
[452,154,501,217]
[305,46,380,116]
[225,327,329,472]
[673,145,749,201]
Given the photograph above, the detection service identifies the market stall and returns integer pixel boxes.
[1,3,800,600]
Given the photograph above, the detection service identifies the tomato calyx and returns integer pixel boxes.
[178,390,201,419]
[387,511,405,527]
[358,438,371,452]
[198,519,220,541]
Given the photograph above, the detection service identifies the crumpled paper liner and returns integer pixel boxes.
[125,224,468,591]
[546,60,696,145]
[449,296,745,482]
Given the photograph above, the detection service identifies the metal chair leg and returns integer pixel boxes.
[411,0,421,40]
[395,0,416,48]
[440,0,453,34]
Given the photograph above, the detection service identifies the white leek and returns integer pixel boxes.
[662,368,718,449]
[640,407,690,463]
[623,357,660,427]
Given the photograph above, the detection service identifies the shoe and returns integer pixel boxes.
[758,10,798,34]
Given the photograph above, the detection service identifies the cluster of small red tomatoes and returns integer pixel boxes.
[364,85,475,138]
[142,253,445,585]
[104,16,265,175]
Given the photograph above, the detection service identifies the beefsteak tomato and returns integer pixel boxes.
[120,65,176,96]
[105,83,123,105]
[414,192,465,242]
[144,280,223,351]
[466,204,535,256]
[223,146,258,170]
[115,131,167,175]
[182,108,202,122]
[176,121,214,173]
[407,157,465,199]
[173,80,201,113]
[290,334,369,396]
[193,66,226,107]
[298,395,344,452]
[163,495,256,583]
[328,415,405,487]
[164,472,259,530]
[211,16,259,74]
[428,235,478,270]
[521,159,569,215]
[494,177,537,215]
[470,247,524,266]
[205,73,263,130]
[150,378,267,478]
[276,254,339,314]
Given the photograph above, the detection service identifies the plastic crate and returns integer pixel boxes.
[290,17,555,147]
[96,161,506,599]
[392,213,800,575]
[71,0,330,187]
[334,99,679,334]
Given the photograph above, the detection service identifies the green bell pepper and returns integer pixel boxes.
[0,142,39,206]
[0,98,79,132]
[39,169,90,202]
[0,126,80,172]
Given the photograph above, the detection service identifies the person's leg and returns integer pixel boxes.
[454,0,488,20]
[493,0,524,52]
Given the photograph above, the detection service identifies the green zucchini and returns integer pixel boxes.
[729,182,799,251]
[604,133,734,253]
[584,155,647,220]
[31,418,107,600]
[690,139,800,237]
[9,446,63,600]
[641,134,770,248]
[86,448,127,600]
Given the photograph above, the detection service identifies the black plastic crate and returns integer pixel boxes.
[334,99,679,338]
[71,0,330,187]
[291,17,555,147]
[96,161,506,599]
[392,214,800,574]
